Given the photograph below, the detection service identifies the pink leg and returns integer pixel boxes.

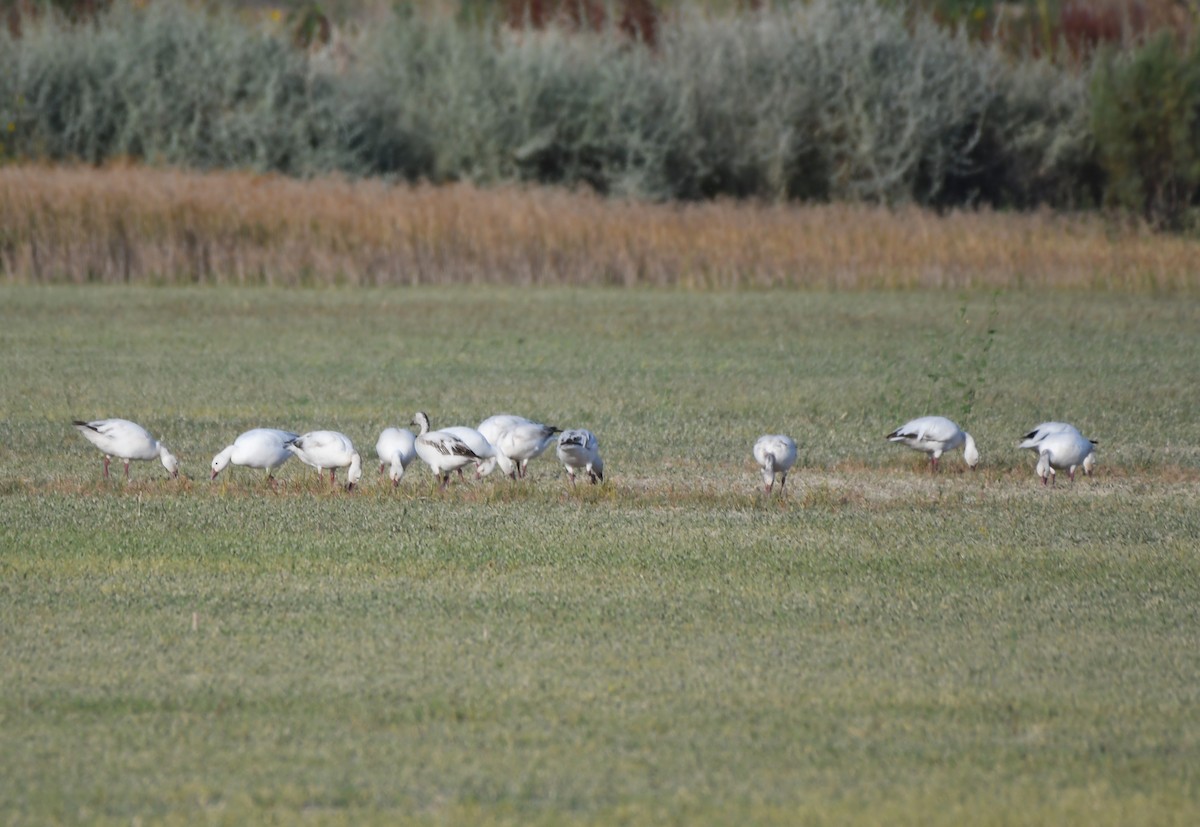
[329,468,336,486]
[103,456,110,479]
[124,460,131,480]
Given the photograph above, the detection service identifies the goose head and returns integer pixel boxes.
[346,452,363,491]
[410,412,431,436]
[388,460,405,487]
[160,445,180,479]
[962,433,980,470]
[210,446,234,480]
[1037,450,1053,485]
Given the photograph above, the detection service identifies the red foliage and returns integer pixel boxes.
[984,0,1193,61]
[505,0,659,47]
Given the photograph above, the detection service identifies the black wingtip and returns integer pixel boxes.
[73,420,98,432]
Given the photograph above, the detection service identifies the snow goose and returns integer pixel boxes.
[411,412,485,490]
[210,428,298,483]
[1018,421,1096,476]
[476,414,529,477]
[443,426,498,479]
[494,419,562,479]
[556,429,604,485]
[1031,429,1097,485]
[375,427,417,486]
[285,430,362,490]
[886,416,979,472]
[73,418,180,480]
[753,434,797,494]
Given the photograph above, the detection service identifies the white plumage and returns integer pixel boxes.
[210,428,298,482]
[476,414,528,477]
[753,434,797,494]
[556,429,604,485]
[375,427,417,486]
[886,415,979,472]
[411,412,485,490]
[1026,427,1097,485]
[443,426,497,478]
[494,419,561,479]
[285,430,363,490]
[73,418,180,480]
[1018,421,1096,478]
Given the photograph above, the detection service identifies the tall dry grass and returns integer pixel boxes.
[1,163,1197,290]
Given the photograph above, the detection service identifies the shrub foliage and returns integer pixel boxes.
[0,0,1194,222]
[1092,33,1200,229]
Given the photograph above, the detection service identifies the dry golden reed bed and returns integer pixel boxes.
[2,163,1197,290]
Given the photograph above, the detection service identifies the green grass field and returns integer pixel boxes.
[2,285,1199,825]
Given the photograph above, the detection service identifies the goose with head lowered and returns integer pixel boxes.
[1028,427,1097,485]
[285,430,362,491]
[476,414,528,477]
[886,415,979,472]
[375,427,417,487]
[211,428,298,484]
[494,418,562,479]
[73,418,180,480]
[411,412,486,490]
[753,434,797,494]
[442,426,498,479]
[556,429,604,486]
[1018,421,1096,478]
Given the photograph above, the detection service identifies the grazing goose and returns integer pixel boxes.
[1018,421,1096,476]
[73,418,180,480]
[210,428,298,483]
[556,429,604,485]
[1032,429,1097,485]
[476,414,529,477]
[443,426,498,479]
[753,434,797,494]
[495,420,562,479]
[375,427,417,486]
[285,430,362,491]
[887,415,979,472]
[411,412,484,490]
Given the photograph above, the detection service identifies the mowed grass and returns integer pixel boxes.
[1,285,1199,825]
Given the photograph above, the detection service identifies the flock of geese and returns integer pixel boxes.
[71,413,1097,493]
[72,412,602,491]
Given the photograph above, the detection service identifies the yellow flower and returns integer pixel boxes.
[269,8,283,23]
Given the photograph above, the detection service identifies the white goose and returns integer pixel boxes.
[556,429,605,485]
[411,412,485,490]
[1031,429,1097,485]
[443,426,498,479]
[210,428,298,483]
[1018,421,1096,477]
[494,419,562,479]
[73,418,180,480]
[476,414,528,477]
[887,415,979,472]
[753,434,797,494]
[375,427,417,486]
[285,430,363,491]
